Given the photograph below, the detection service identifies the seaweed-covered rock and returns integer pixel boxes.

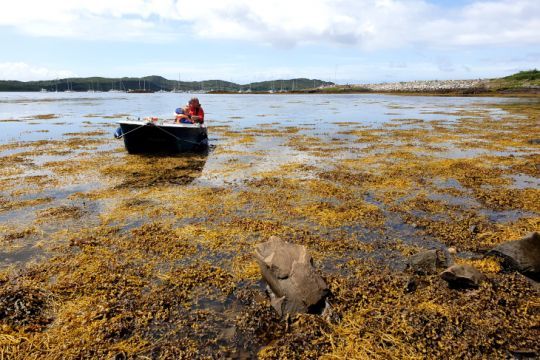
[0,285,51,328]
[408,249,451,275]
[487,232,540,281]
[254,236,328,317]
[440,264,485,288]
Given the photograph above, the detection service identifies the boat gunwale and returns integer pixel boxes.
[118,119,206,129]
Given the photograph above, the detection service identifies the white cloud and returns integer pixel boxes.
[0,62,75,81]
[0,0,181,41]
[0,0,538,48]
[173,0,540,49]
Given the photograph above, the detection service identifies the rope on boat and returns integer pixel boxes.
[115,123,147,139]
[151,122,206,146]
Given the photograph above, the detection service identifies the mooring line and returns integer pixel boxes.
[115,123,147,139]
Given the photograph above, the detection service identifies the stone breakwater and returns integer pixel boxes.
[356,79,487,92]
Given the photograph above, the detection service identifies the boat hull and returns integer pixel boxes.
[119,121,208,153]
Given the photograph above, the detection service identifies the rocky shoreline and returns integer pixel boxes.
[357,79,488,92]
[316,70,540,95]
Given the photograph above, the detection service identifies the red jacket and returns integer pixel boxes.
[188,106,204,123]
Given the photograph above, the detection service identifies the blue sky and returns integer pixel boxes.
[0,0,538,84]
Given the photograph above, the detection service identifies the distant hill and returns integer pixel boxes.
[236,78,329,92]
[487,69,540,91]
[5,71,538,95]
[0,76,333,92]
[502,69,540,81]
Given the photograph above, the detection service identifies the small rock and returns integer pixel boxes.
[405,277,418,293]
[440,264,486,288]
[254,236,329,317]
[448,247,457,255]
[487,232,540,281]
[219,326,236,341]
[321,299,339,323]
[408,249,451,275]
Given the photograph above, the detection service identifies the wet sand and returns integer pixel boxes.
[0,95,539,358]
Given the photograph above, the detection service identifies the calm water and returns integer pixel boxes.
[0,92,519,144]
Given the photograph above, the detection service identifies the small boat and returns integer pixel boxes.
[116,117,208,153]
[127,80,154,93]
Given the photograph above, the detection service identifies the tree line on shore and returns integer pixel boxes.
[0,76,333,92]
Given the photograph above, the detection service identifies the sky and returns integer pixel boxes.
[0,0,538,84]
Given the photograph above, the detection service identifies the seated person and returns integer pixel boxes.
[175,97,205,124]
[175,106,191,123]
[187,97,205,124]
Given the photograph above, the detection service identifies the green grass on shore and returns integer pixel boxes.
[489,69,540,91]
[502,69,540,81]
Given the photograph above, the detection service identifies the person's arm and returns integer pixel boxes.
[175,113,191,122]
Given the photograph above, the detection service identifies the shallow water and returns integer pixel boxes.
[1,92,537,248]
[0,92,524,143]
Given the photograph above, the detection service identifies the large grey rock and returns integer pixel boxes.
[408,249,451,275]
[440,264,485,288]
[254,236,328,316]
[487,232,540,280]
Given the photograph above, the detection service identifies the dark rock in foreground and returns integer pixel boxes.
[408,249,452,275]
[440,264,486,288]
[488,232,540,281]
[254,236,328,317]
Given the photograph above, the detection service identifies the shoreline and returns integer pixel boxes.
[204,89,540,99]
[2,89,540,97]
[2,70,538,96]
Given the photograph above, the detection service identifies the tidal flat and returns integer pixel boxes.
[0,93,539,358]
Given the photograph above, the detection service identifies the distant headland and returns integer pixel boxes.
[0,70,538,96]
